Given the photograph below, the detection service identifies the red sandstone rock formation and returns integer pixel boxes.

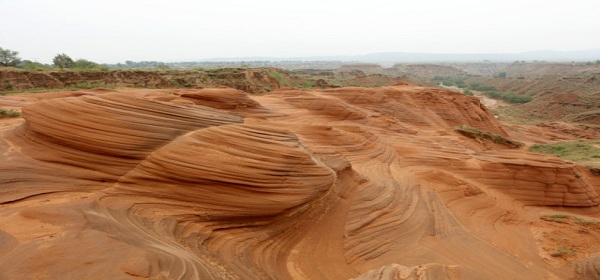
[0,85,598,279]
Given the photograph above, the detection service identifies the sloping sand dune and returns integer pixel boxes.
[0,85,598,279]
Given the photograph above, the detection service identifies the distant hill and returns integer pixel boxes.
[201,49,600,67]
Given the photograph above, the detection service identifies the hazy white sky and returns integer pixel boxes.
[1,0,599,63]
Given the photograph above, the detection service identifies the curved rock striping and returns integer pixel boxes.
[0,85,598,279]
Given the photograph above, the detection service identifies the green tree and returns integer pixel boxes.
[19,60,48,70]
[73,59,99,69]
[53,53,75,69]
[0,47,21,67]
[498,72,507,78]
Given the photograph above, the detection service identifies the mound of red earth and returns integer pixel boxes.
[0,85,599,279]
[464,65,600,126]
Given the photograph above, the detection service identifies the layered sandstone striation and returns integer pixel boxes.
[0,85,598,279]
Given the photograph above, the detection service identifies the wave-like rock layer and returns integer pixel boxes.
[0,85,598,279]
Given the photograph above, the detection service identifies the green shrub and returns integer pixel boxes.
[18,60,50,70]
[0,47,21,67]
[53,53,75,69]
[73,59,100,69]
[453,125,524,148]
[431,76,465,87]
[468,83,497,92]
[545,214,569,219]
[484,91,532,104]
[575,217,593,225]
[436,76,468,87]
[0,108,21,118]
[269,71,285,84]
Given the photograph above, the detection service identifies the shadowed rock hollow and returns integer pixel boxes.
[0,85,599,279]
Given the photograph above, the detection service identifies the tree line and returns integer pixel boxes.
[0,47,107,70]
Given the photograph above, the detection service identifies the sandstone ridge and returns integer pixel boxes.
[0,85,598,279]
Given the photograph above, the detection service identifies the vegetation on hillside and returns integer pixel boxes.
[0,108,21,118]
[52,54,107,70]
[467,82,497,92]
[528,141,600,169]
[484,91,532,103]
[0,47,21,67]
[53,53,75,69]
[432,76,468,87]
[433,76,533,103]
[268,71,285,84]
[462,89,474,96]
[453,125,524,148]
[1,47,109,70]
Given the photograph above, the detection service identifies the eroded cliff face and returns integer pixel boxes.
[0,68,281,93]
[0,85,599,279]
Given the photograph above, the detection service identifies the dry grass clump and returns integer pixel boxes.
[454,125,524,148]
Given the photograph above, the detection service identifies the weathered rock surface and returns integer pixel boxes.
[0,85,598,279]
[0,68,281,93]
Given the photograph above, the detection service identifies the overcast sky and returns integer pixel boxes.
[1,0,599,64]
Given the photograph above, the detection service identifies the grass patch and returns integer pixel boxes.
[545,214,570,219]
[1,82,116,95]
[1,87,80,95]
[269,71,285,84]
[540,214,598,225]
[66,82,110,90]
[575,217,594,225]
[0,108,21,118]
[302,80,314,89]
[540,214,571,223]
[550,248,575,257]
[528,140,600,168]
[453,125,524,148]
